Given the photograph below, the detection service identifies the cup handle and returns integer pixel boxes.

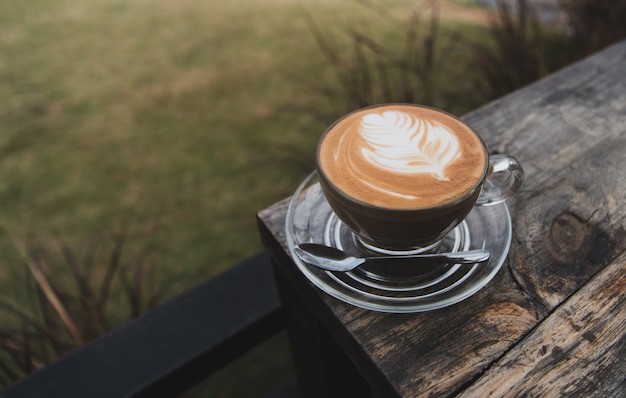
[476,154,525,206]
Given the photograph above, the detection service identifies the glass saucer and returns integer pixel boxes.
[285,172,512,313]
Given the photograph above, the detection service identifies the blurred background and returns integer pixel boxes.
[1,0,624,396]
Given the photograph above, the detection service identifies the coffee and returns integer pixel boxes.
[316,104,523,250]
[318,104,487,210]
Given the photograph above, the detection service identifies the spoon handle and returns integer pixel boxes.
[366,250,490,265]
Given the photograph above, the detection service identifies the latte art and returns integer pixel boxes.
[360,110,460,181]
[319,105,488,210]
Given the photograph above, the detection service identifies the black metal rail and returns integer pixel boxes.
[1,251,295,398]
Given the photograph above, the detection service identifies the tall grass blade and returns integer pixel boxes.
[26,259,84,345]
[59,240,93,303]
[97,229,126,327]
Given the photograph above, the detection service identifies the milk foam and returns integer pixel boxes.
[359,110,460,181]
[319,105,487,209]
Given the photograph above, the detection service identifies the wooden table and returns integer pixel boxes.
[257,40,626,398]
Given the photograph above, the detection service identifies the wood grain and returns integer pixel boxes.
[458,251,626,398]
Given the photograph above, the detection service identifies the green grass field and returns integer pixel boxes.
[0,0,489,294]
[1,0,332,291]
[0,0,492,395]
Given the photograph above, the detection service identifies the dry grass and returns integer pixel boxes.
[0,231,162,386]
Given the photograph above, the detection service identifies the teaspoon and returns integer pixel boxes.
[294,243,490,272]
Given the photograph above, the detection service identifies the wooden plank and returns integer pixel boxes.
[257,214,396,396]
[273,266,374,398]
[258,40,626,397]
[464,39,626,310]
[257,198,368,326]
[341,266,545,396]
[458,251,626,398]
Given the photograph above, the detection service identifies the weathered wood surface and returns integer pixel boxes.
[258,39,626,397]
[459,251,626,398]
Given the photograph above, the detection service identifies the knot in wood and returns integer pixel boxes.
[545,212,594,266]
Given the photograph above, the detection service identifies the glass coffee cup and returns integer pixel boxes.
[316,104,524,252]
